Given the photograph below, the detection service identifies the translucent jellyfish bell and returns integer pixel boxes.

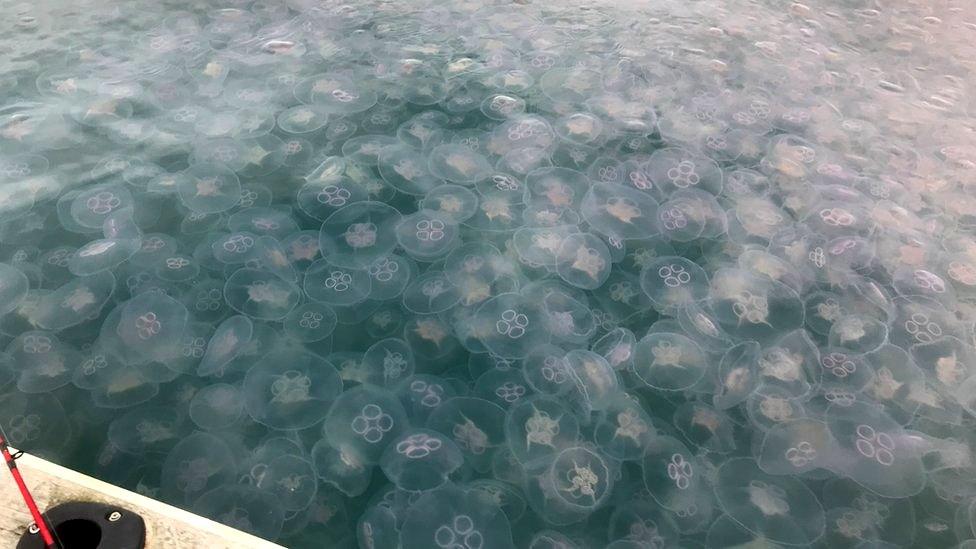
[428,144,492,184]
[0,392,70,455]
[714,457,825,545]
[303,259,371,306]
[632,332,708,391]
[192,485,283,542]
[115,290,188,363]
[177,162,241,214]
[361,338,415,387]
[377,144,443,196]
[554,232,611,290]
[0,262,29,316]
[33,271,116,331]
[427,397,507,471]
[714,341,760,410]
[224,268,300,320]
[640,256,709,314]
[108,405,187,456]
[294,73,378,114]
[311,439,372,497]
[825,401,925,498]
[319,202,402,268]
[255,454,318,512]
[197,315,252,377]
[580,182,660,240]
[524,446,616,525]
[380,428,463,491]
[707,268,804,344]
[504,395,580,464]
[474,293,549,359]
[593,394,655,461]
[283,302,337,343]
[646,147,723,196]
[396,210,459,262]
[160,432,238,506]
[758,418,836,475]
[674,402,736,453]
[399,484,514,549]
[188,383,243,431]
[243,349,342,430]
[322,385,408,465]
[6,331,81,394]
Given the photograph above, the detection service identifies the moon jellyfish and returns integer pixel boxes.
[428,397,507,471]
[319,202,402,268]
[8,331,80,393]
[708,268,804,344]
[108,405,187,455]
[243,349,342,430]
[758,418,835,475]
[197,315,252,377]
[399,484,515,549]
[0,392,70,454]
[116,290,189,363]
[255,454,317,512]
[303,259,371,306]
[0,263,29,316]
[640,256,709,314]
[632,332,708,391]
[224,268,300,320]
[475,293,549,359]
[310,439,372,497]
[189,383,244,430]
[283,302,336,343]
[714,458,825,545]
[714,341,760,410]
[427,144,492,184]
[160,432,238,506]
[322,384,407,465]
[33,271,115,331]
[674,402,736,453]
[380,428,463,491]
[554,233,611,290]
[524,446,616,525]
[377,144,443,196]
[192,485,284,541]
[396,211,459,263]
[504,395,580,464]
[70,184,134,229]
[580,182,660,240]
[825,401,925,498]
[177,162,241,214]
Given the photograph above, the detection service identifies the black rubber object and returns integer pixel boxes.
[17,501,145,549]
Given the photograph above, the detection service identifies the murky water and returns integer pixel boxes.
[1,0,976,546]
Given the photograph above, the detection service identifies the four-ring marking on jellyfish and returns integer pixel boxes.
[785,441,817,467]
[395,433,442,458]
[667,453,693,489]
[351,404,394,443]
[731,291,772,326]
[434,515,483,549]
[854,424,895,466]
[496,309,529,339]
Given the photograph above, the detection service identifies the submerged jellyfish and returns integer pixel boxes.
[399,484,514,549]
[322,384,408,465]
[0,262,29,316]
[243,349,342,430]
[714,458,825,545]
[380,428,463,491]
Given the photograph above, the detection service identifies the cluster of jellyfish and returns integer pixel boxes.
[1,0,976,547]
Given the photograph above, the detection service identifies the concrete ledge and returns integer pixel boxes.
[0,451,285,549]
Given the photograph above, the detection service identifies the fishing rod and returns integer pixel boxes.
[0,424,60,549]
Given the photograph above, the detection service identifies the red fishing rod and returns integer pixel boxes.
[0,425,59,548]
